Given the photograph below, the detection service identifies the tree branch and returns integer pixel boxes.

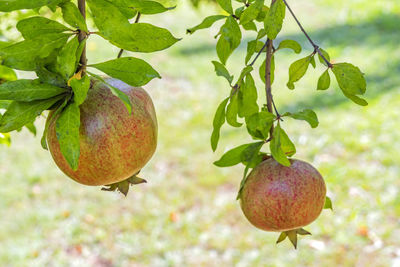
[265,38,275,136]
[78,0,87,74]
[264,0,278,138]
[282,0,333,68]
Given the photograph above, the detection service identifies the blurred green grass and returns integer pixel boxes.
[1,0,400,266]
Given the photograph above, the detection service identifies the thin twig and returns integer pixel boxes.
[117,49,124,59]
[117,12,142,59]
[249,40,269,67]
[282,0,333,68]
[78,0,87,74]
[271,97,282,120]
[135,12,141,23]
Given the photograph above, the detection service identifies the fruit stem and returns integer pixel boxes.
[78,0,87,74]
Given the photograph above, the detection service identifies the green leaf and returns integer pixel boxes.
[236,66,253,84]
[41,98,69,150]
[332,63,366,95]
[61,2,88,32]
[287,55,312,90]
[87,0,179,53]
[123,23,180,53]
[16,16,71,39]
[256,28,267,40]
[0,132,11,146]
[270,124,291,166]
[187,15,227,34]
[234,6,245,18]
[0,65,17,81]
[240,141,265,166]
[211,98,229,151]
[237,141,264,199]
[0,0,65,12]
[212,61,233,84]
[283,109,319,128]
[277,39,302,54]
[56,36,80,81]
[90,57,160,87]
[256,5,269,22]
[324,196,333,210]
[0,42,11,49]
[216,0,233,14]
[0,79,66,101]
[259,56,275,84]
[238,74,258,118]
[36,66,66,88]
[109,0,137,18]
[242,21,257,32]
[279,127,296,157]
[56,102,81,170]
[0,95,64,133]
[240,0,264,25]
[75,39,86,70]
[25,122,37,136]
[0,33,70,71]
[318,48,331,65]
[264,0,286,40]
[245,40,264,64]
[117,0,175,15]
[317,69,331,90]
[216,16,242,65]
[343,92,368,106]
[70,75,90,106]
[214,143,252,167]
[226,93,242,127]
[310,56,316,68]
[246,110,275,140]
[87,72,133,114]
[0,100,11,110]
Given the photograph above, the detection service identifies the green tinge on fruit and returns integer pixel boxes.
[47,78,158,186]
[240,158,326,232]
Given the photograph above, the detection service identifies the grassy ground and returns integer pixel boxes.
[1,0,400,266]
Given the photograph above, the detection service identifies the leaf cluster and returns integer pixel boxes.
[0,0,179,169]
[188,0,367,207]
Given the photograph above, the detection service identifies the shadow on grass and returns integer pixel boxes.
[181,13,400,110]
[181,13,400,54]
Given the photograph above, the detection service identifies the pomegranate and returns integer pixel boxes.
[47,78,157,186]
[240,158,326,247]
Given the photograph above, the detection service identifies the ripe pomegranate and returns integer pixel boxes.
[240,158,326,233]
[47,78,157,186]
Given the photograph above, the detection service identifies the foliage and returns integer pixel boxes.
[0,0,179,172]
[188,0,367,247]
[0,0,399,263]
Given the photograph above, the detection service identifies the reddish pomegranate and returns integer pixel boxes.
[240,158,326,233]
[47,78,157,186]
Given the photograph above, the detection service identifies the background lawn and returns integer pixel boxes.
[1,0,400,266]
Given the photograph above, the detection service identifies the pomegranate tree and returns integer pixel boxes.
[189,0,366,247]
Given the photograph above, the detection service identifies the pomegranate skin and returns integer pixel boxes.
[47,78,157,186]
[240,158,326,232]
